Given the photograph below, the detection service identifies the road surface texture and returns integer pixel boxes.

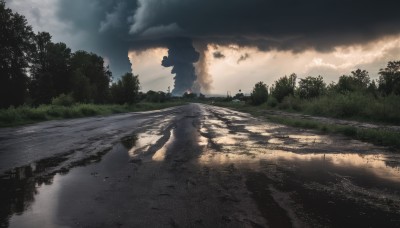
[0,103,399,227]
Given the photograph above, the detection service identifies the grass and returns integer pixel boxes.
[274,93,400,125]
[0,101,186,127]
[211,101,400,150]
[266,115,400,149]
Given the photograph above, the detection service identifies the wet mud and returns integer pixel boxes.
[0,104,399,227]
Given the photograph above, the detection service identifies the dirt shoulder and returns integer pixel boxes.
[210,102,400,151]
[262,109,400,132]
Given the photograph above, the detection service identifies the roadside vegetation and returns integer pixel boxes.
[266,115,400,150]
[217,66,400,125]
[208,64,400,150]
[0,100,186,127]
[213,101,400,150]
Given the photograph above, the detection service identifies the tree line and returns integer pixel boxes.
[246,61,400,106]
[0,1,140,109]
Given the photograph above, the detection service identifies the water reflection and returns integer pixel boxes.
[0,145,120,227]
[200,105,400,224]
[200,107,400,183]
[152,129,175,161]
[0,160,61,227]
[199,149,400,181]
[127,132,163,158]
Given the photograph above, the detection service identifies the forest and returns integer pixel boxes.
[0,1,142,109]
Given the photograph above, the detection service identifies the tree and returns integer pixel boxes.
[25,31,73,105]
[271,73,296,102]
[233,89,245,101]
[47,42,72,95]
[351,69,370,88]
[336,75,357,93]
[29,32,55,104]
[146,90,167,103]
[250,81,268,105]
[336,69,370,94]
[110,73,140,104]
[70,51,112,103]
[378,61,400,95]
[367,80,378,97]
[70,69,91,102]
[0,1,34,107]
[297,75,326,99]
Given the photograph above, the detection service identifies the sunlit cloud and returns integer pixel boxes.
[128,48,173,92]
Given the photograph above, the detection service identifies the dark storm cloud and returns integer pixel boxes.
[53,0,400,87]
[56,0,400,53]
[128,0,400,51]
[213,51,225,59]
[55,0,138,77]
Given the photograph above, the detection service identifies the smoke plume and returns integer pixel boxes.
[161,38,200,95]
[194,42,213,93]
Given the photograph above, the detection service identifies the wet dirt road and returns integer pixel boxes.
[1,103,400,227]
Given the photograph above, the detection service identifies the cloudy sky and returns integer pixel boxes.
[6,0,400,94]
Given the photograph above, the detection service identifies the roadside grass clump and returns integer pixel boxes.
[51,94,75,107]
[302,93,368,118]
[277,96,304,112]
[266,96,278,108]
[0,106,20,123]
[266,115,400,150]
[46,105,66,117]
[0,101,187,127]
[278,93,400,125]
[26,105,48,120]
[78,104,100,116]
[212,92,400,125]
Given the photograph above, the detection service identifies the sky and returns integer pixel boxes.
[6,0,400,95]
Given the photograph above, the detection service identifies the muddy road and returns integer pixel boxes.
[1,103,400,227]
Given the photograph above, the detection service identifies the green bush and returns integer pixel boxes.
[46,106,65,117]
[0,107,19,122]
[79,105,99,116]
[266,96,278,108]
[278,96,303,111]
[27,106,47,120]
[51,94,75,107]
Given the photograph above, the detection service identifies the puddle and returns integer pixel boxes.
[287,134,325,144]
[120,135,138,149]
[152,129,175,161]
[126,132,163,158]
[0,132,141,228]
[1,126,176,227]
[268,138,285,144]
[6,142,132,228]
[198,143,400,182]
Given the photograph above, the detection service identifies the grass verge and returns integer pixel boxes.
[211,102,400,151]
[0,101,186,128]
